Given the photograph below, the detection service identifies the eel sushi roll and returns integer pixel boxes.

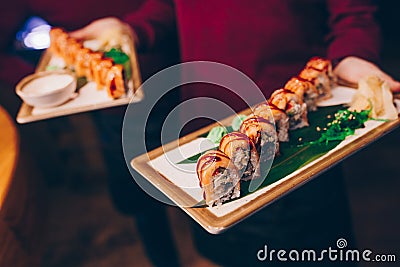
[219,132,260,181]
[306,56,335,88]
[299,57,333,100]
[253,102,289,142]
[240,116,278,162]
[285,77,319,111]
[269,89,308,130]
[196,150,241,206]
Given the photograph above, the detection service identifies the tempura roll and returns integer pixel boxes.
[196,150,241,206]
[219,132,260,181]
[64,38,82,66]
[106,64,126,99]
[49,28,68,57]
[85,52,103,80]
[240,116,278,162]
[253,102,289,142]
[92,58,114,90]
[285,77,319,111]
[74,48,91,77]
[269,89,308,130]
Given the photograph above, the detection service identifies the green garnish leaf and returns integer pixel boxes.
[176,146,218,164]
[177,153,204,164]
[206,126,228,144]
[104,48,132,81]
[46,65,61,71]
[231,114,247,131]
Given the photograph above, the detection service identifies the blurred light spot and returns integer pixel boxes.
[24,28,51,49]
[16,16,51,50]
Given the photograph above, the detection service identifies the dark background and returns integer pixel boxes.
[0,1,399,267]
[379,1,400,75]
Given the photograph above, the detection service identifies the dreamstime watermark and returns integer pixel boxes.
[257,238,397,263]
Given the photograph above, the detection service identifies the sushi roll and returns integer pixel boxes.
[64,38,82,66]
[285,77,319,111]
[92,58,114,89]
[306,56,335,88]
[196,150,241,206]
[253,102,289,142]
[299,57,333,100]
[219,132,260,181]
[240,116,278,162]
[84,52,103,80]
[269,89,308,130]
[106,64,126,99]
[74,47,91,77]
[49,28,68,57]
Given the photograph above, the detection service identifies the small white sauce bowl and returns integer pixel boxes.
[16,70,77,108]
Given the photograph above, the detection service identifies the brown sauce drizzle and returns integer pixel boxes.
[268,103,286,114]
[294,76,312,84]
[110,78,116,92]
[197,151,231,186]
[277,88,296,95]
[307,57,330,72]
[196,151,229,175]
[240,116,274,146]
[241,116,273,130]
[219,132,250,152]
[255,102,285,118]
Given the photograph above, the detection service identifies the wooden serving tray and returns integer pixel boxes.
[16,35,143,124]
[131,88,400,234]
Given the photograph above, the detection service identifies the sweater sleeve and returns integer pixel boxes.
[123,0,176,52]
[326,0,381,64]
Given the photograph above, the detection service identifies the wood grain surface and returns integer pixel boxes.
[0,105,19,209]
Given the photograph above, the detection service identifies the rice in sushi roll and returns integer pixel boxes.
[196,150,241,206]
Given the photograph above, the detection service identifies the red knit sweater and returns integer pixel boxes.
[1,0,380,119]
[125,0,380,118]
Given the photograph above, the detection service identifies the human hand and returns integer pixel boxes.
[70,17,137,44]
[334,56,400,92]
